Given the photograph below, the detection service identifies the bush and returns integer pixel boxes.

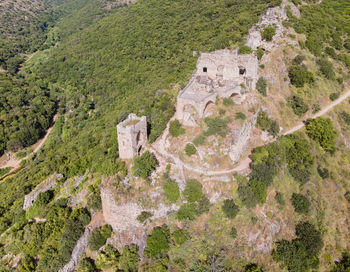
[288,65,314,87]
[330,92,340,101]
[293,55,305,65]
[275,192,285,207]
[317,166,329,179]
[195,196,211,215]
[238,184,258,208]
[257,111,280,137]
[317,58,335,79]
[256,47,264,60]
[185,143,196,156]
[243,263,264,272]
[172,229,189,246]
[119,245,140,272]
[256,77,267,96]
[291,193,311,214]
[88,225,113,251]
[325,47,337,58]
[78,257,98,272]
[204,117,231,137]
[341,111,350,125]
[305,117,337,151]
[249,179,267,204]
[145,225,170,258]
[169,120,185,137]
[331,251,350,272]
[163,180,180,203]
[193,134,206,146]
[230,227,237,239]
[137,211,153,223]
[223,97,235,106]
[344,192,350,203]
[235,112,246,120]
[132,151,158,179]
[288,95,309,117]
[88,193,102,211]
[222,199,239,219]
[312,104,320,113]
[183,179,203,202]
[238,45,252,54]
[176,203,196,220]
[261,26,276,41]
[95,245,120,270]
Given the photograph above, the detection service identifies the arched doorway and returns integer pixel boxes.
[203,100,215,117]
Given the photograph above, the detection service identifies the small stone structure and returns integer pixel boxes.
[23,173,63,210]
[117,114,147,159]
[176,49,258,126]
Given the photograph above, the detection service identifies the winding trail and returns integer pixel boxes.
[152,89,350,177]
[0,114,58,178]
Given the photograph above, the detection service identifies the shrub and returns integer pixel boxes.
[293,55,306,65]
[223,97,234,106]
[330,251,350,272]
[235,112,246,120]
[238,184,258,208]
[137,211,153,223]
[317,166,329,179]
[291,193,311,214]
[275,192,285,207]
[0,167,12,177]
[78,257,97,272]
[185,143,196,156]
[176,203,196,220]
[204,117,231,137]
[261,26,276,41]
[145,225,170,257]
[172,229,189,246]
[312,104,320,113]
[257,111,280,137]
[222,199,239,219]
[169,120,185,137]
[193,134,205,146]
[219,108,226,116]
[256,47,264,60]
[268,120,280,137]
[238,45,252,54]
[325,47,337,58]
[288,65,314,87]
[288,95,309,116]
[249,179,267,205]
[88,225,113,251]
[344,192,350,203]
[87,193,102,211]
[330,92,340,101]
[243,263,264,272]
[195,196,211,215]
[163,180,180,203]
[183,179,202,202]
[119,245,140,272]
[256,77,267,96]
[95,245,120,270]
[305,117,337,151]
[132,151,158,179]
[230,227,237,239]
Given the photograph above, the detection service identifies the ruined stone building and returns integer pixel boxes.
[117,114,147,159]
[176,49,258,126]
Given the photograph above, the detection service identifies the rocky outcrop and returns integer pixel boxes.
[23,173,63,210]
[229,112,258,163]
[246,0,300,51]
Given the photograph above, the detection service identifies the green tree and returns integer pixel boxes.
[288,65,314,87]
[222,199,239,219]
[291,193,311,214]
[119,245,140,272]
[95,245,120,270]
[288,95,309,116]
[261,26,276,41]
[169,120,185,137]
[163,180,180,203]
[132,151,158,179]
[88,225,113,251]
[145,225,170,258]
[183,179,203,202]
[331,252,350,272]
[238,45,253,54]
[305,117,337,151]
[185,143,196,156]
[256,77,267,96]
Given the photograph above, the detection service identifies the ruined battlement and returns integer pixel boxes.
[117,114,147,159]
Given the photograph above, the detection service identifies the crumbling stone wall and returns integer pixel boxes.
[117,114,147,159]
[23,173,63,210]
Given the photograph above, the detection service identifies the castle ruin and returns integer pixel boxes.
[117,114,147,159]
[176,49,258,126]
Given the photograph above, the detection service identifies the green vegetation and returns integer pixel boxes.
[145,225,170,258]
[288,95,309,116]
[95,245,120,270]
[291,193,311,214]
[275,191,285,207]
[223,97,235,106]
[330,92,340,101]
[235,112,246,120]
[137,211,153,223]
[78,257,98,272]
[256,77,267,96]
[222,199,239,219]
[163,180,180,203]
[204,117,231,137]
[317,58,335,80]
[243,263,264,272]
[331,252,350,272]
[88,224,113,251]
[0,167,12,177]
[257,111,280,137]
[273,222,323,272]
[238,45,253,54]
[183,179,203,203]
[172,229,189,246]
[119,245,140,272]
[230,227,237,239]
[169,120,185,137]
[261,25,276,41]
[132,151,158,179]
[176,203,197,221]
[317,166,329,179]
[256,47,265,60]
[193,134,206,146]
[288,65,314,87]
[185,143,196,156]
[305,117,337,152]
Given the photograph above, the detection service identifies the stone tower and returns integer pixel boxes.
[117,114,147,159]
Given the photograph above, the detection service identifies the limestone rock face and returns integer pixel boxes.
[23,173,63,210]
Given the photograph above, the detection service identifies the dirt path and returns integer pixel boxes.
[153,89,350,177]
[0,114,58,177]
